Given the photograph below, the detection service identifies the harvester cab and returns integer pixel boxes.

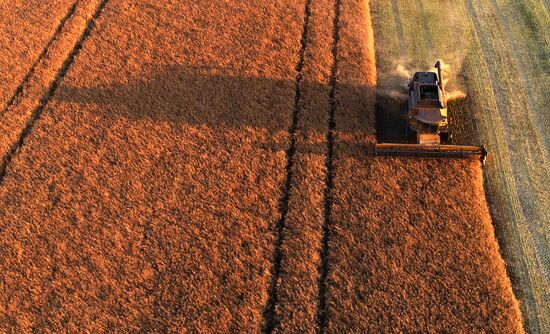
[375,60,487,165]
[407,60,449,145]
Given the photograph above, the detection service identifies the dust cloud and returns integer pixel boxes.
[377,57,466,104]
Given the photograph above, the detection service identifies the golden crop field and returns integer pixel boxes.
[0,0,547,332]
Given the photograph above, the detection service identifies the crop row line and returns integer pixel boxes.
[0,0,110,186]
[0,1,79,119]
[262,0,312,332]
[317,0,341,332]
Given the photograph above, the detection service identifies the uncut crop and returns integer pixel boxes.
[0,0,306,331]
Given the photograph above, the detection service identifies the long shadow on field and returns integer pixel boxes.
[375,92,409,144]
[56,64,299,130]
[54,64,372,155]
[374,66,411,144]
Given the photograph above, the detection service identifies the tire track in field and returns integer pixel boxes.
[487,0,550,292]
[466,0,549,255]
[487,0,550,329]
[512,1,550,81]
[489,0,550,195]
[473,62,538,333]
[0,0,110,186]
[465,1,545,332]
[414,0,433,51]
[0,1,79,119]
[390,0,406,55]
[316,0,340,332]
[461,2,534,313]
[140,223,173,332]
[541,0,550,17]
[486,0,550,289]
[263,0,312,332]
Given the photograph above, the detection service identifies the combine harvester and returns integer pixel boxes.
[375,60,487,165]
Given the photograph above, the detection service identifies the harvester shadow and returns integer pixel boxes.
[374,69,410,144]
[375,91,409,144]
[55,64,372,158]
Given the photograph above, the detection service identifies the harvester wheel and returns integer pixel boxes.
[440,131,450,144]
[446,116,453,144]
[405,125,414,142]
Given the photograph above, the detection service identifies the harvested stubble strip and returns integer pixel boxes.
[323,0,523,332]
[0,0,308,332]
[463,1,550,331]
[0,0,77,109]
[270,0,334,332]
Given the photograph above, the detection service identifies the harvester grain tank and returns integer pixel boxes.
[375,60,487,164]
